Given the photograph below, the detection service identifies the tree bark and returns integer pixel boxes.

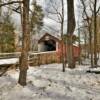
[88,26,94,67]
[94,0,98,67]
[61,0,66,72]
[18,0,30,86]
[67,0,76,68]
[78,27,81,65]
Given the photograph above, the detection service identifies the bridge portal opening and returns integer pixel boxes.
[43,39,56,51]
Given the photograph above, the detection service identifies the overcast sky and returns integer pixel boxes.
[10,0,100,36]
[38,0,78,32]
[11,0,82,35]
[36,0,79,35]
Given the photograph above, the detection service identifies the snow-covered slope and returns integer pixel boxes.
[0,64,100,100]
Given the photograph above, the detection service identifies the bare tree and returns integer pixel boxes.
[66,0,76,68]
[45,0,66,72]
[81,0,94,67]
[0,0,30,85]
[18,0,30,86]
[94,0,98,67]
[60,0,66,72]
[80,0,100,67]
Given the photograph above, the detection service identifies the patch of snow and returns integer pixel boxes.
[0,63,100,100]
[33,79,50,88]
[0,58,19,65]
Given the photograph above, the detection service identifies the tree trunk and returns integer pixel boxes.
[67,35,75,68]
[94,0,98,67]
[84,32,87,59]
[78,22,81,65]
[67,0,76,68]
[61,0,66,72]
[18,0,30,86]
[89,28,93,67]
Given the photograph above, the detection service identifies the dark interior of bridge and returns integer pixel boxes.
[44,39,56,51]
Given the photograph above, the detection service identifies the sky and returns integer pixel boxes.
[6,0,99,36]
[10,0,79,35]
[36,0,79,35]
[37,0,81,35]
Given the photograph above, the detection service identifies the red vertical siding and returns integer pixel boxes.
[56,43,80,61]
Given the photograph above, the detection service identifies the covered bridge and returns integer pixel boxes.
[38,33,80,62]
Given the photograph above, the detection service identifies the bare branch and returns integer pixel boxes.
[5,5,21,13]
[48,0,62,22]
[80,0,89,21]
[89,2,94,14]
[0,1,23,7]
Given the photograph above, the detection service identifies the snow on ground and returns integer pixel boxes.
[0,63,100,100]
[0,58,19,65]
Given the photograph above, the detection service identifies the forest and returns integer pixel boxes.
[0,0,100,100]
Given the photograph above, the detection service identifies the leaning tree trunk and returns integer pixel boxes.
[18,0,30,86]
[67,0,76,68]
